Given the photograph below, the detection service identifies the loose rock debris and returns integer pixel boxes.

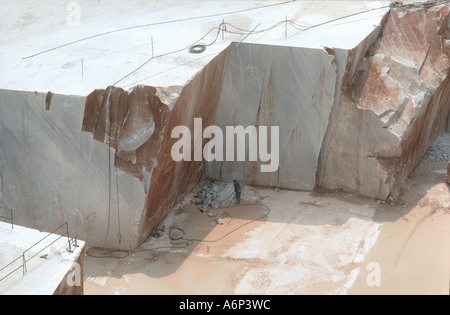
[151,225,166,238]
[191,181,234,211]
[150,182,237,235]
[424,145,450,162]
[190,182,237,226]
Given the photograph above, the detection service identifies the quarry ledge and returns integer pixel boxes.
[0,221,85,295]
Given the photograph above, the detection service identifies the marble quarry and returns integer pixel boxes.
[0,3,449,250]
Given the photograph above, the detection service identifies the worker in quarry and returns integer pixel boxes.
[233,178,242,204]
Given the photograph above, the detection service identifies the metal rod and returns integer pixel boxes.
[151,36,154,58]
[237,23,261,47]
[66,222,72,252]
[23,222,68,256]
[0,256,22,274]
[0,264,23,282]
[0,207,14,229]
[22,254,27,275]
[222,19,225,41]
[24,231,69,264]
[285,15,288,39]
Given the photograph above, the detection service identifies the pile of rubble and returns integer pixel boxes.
[191,181,222,211]
[151,181,236,238]
[424,144,450,162]
[422,133,450,185]
[191,181,237,211]
[424,134,450,162]
[191,181,236,226]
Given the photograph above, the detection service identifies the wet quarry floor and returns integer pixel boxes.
[83,135,450,295]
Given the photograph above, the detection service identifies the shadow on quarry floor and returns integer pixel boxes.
[83,135,450,294]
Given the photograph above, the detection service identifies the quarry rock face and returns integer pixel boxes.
[0,4,449,250]
[82,85,179,184]
[205,4,450,200]
[82,49,230,245]
[447,112,450,132]
[0,90,148,249]
[321,4,450,199]
[205,43,337,190]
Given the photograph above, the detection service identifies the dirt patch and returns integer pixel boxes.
[84,136,450,294]
[348,135,450,295]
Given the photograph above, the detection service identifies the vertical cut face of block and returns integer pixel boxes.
[0,89,150,250]
[446,112,450,133]
[447,161,450,185]
[204,43,337,191]
[82,49,231,246]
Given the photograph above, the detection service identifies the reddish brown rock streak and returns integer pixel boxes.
[83,85,170,181]
[139,49,229,244]
[447,161,450,184]
[82,49,230,244]
[322,5,450,199]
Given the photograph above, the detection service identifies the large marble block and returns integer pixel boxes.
[0,89,147,249]
[321,4,450,199]
[82,50,230,245]
[204,43,336,190]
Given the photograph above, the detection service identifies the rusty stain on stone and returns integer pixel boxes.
[45,91,53,111]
